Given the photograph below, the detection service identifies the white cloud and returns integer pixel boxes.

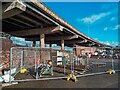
[110,17,115,21]
[95,38,98,40]
[110,42,119,46]
[104,27,108,31]
[104,41,110,45]
[93,38,99,41]
[111,42,119,45]
[103,25,120,31]
[102,41,119,46]
[112,25,120,30]
[80,12,110,24]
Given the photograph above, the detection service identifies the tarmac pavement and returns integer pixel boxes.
[1,72,119,89]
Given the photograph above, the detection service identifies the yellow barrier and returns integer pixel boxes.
[20,68,27,74]
[67,74,77,82]
[107,69,115,74]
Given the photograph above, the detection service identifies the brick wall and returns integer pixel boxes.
[75,45,97,56]
[0,38,14,69]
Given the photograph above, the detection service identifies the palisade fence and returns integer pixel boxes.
[9,47,119,82]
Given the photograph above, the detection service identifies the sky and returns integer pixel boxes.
[43,2,119,46]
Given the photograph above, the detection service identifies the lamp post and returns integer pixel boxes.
[87,22,90,37]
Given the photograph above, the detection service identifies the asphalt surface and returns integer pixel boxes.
[2,72,119,89]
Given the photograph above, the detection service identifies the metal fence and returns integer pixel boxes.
[72,47,119,76]
[9,47,74,82]
[9,47,119,82]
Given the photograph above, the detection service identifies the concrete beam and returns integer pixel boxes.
[17,14,43,26]
[46,35,78,41]
[65,39,87,44]
[9,26,63,36]
[3,20,26,28]
[2,0,26,19]
[10,17,34,27]
[26,10,52,25]
[25,35,78,41]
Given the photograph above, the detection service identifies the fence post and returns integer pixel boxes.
[112,59,114,70]
[111,48,114,70]
[20,50,23,70]
[9,47,13,83]
[70,53,74,74]
[34,51,38,79]
[71,48,74,75]
[50,47,53,75]
[63,52,66,74]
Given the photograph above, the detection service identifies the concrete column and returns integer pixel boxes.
[33,41,36,47]
[61,39,64,50]
[73,44,76,48]
[40,34,45,48]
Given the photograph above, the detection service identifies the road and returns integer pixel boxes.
[2,72,119,89]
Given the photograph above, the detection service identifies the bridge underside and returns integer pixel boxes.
[2,1,109,50]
